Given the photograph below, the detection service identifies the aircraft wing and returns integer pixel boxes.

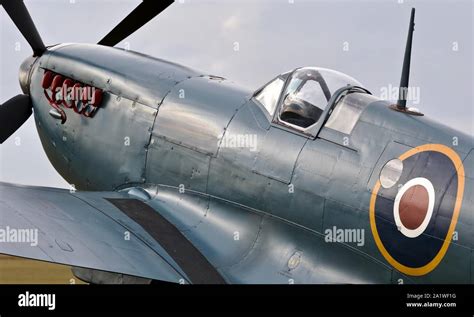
[0,181,400,284]
[0,182,225,284]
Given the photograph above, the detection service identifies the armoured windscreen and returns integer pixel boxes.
[255,77,285,116]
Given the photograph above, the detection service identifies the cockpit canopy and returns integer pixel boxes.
[278,68,362,128]
[254,67,376,136]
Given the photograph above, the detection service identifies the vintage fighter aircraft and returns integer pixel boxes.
[0,0,472,284]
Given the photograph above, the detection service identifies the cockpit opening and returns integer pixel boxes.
[253,67,367,132]
[278,67,362,129]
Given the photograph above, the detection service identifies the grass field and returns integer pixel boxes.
[0,255,85,284]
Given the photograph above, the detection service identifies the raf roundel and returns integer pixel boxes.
[393,177,435,238]
[370,144,465,276]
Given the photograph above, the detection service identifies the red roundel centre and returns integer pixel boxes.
[398,185,429,230]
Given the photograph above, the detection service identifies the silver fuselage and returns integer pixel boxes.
[23,43,474,283]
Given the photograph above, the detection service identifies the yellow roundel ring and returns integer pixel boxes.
[369,143,465,276]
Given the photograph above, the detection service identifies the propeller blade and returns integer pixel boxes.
[1,0,46,56]
[0,94,32,144]
[98,0,174,47]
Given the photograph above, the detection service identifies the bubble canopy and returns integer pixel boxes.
[255,67,364,117]
[254,67,372,135]
[285,67,363,98]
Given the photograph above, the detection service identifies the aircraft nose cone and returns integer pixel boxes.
[19,55,38,95]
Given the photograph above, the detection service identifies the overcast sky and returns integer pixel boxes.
[0,0,472,189]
